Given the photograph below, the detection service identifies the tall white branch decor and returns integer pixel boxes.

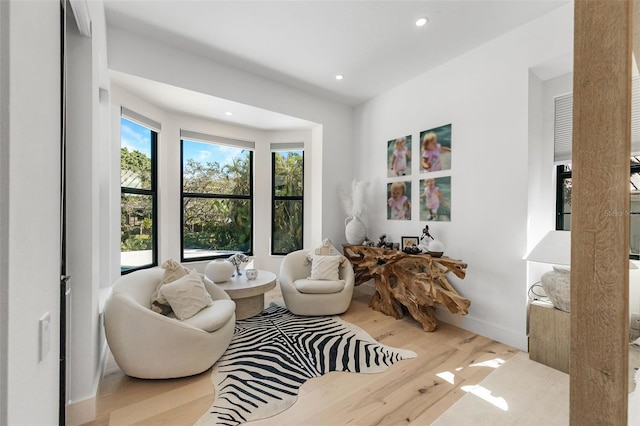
[340,180,369,245]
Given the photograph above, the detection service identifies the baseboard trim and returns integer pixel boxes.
[65,334,108,425]
[65,395,95,426]
[438,308,528,351]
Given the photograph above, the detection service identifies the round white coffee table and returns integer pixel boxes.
[206,270,277,319]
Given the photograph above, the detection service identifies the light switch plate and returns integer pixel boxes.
[39,312,51,361]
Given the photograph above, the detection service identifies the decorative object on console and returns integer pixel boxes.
[205,259,235,283]
[526,230,571,312]
[418,225,445,256]
[340,179,369,244]
[228,253,250,276]
[428,239,445,257]
[345,216,367,245]
[401,236,421,254]
[376,234,395,249]
[418,225,433,253]
[362,236,375,247]
[403,245,421,254]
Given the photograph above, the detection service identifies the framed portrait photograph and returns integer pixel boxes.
[401,236,419,251]
[387,180,411,220]
[387,135,412,178]
[419,176,451,222]
[420,123,452,173]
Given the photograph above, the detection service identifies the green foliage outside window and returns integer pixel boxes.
[120,116,157,272]
[121,147,154,253]
[182,140,252,258]
[272,151,303,254]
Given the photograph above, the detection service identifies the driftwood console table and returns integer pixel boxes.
[343,245,470,331]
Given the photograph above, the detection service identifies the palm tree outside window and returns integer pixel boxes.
[271,148,304,255]
[181,136,254,261]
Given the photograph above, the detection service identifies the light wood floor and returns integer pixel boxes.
[84,284,519,426]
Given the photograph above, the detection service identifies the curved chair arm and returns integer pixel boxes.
[203,278,232,301]
[279,250,312,293]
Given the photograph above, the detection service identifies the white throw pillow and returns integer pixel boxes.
[310,255,341,281]
[159,270,213,320]
[306,238,344,264]
[150,258,190,315]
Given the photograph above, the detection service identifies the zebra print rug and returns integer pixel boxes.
[195,304,416,426]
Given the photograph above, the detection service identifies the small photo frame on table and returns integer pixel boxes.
[401,236,419,251]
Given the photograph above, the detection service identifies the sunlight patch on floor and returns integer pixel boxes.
[436,371,456,384]
[460,384,509,411]
[438,358,506,386]
[469,358,506,369]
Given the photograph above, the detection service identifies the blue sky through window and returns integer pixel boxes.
[276,150,303,160]
[120,117,245,166]
[120,117,151,156]
[183,139,244,166]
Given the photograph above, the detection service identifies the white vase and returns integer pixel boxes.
[345,216,367,245]
[428,239,445,257]
[205,259,235,283]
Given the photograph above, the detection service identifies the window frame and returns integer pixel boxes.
[270,149,304,255]
[180,137,254,262]
[556,162,640,260]
[555,164,572,231]
[120,117,158,275]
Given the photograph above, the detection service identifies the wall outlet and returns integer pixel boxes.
[631,313,640,331]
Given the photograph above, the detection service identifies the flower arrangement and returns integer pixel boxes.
[340,179,369,219]
[228,253,250,276]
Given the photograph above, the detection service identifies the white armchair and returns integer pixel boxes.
[104,267,235,379]
[279,249,355,315]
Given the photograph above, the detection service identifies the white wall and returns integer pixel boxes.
[0,2,8,422]
[65,2,110,423]
[1,1,61,424]
[110,84,314,275]
[353,4,574,350]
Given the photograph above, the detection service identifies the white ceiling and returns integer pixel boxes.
[110,70,319,130]
[103,0,570,129]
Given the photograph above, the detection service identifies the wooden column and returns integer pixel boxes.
[571,1,631,424]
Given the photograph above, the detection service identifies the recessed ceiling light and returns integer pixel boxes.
[225,111,233,116]
[416,17,428,27]
[335,74,344,80]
